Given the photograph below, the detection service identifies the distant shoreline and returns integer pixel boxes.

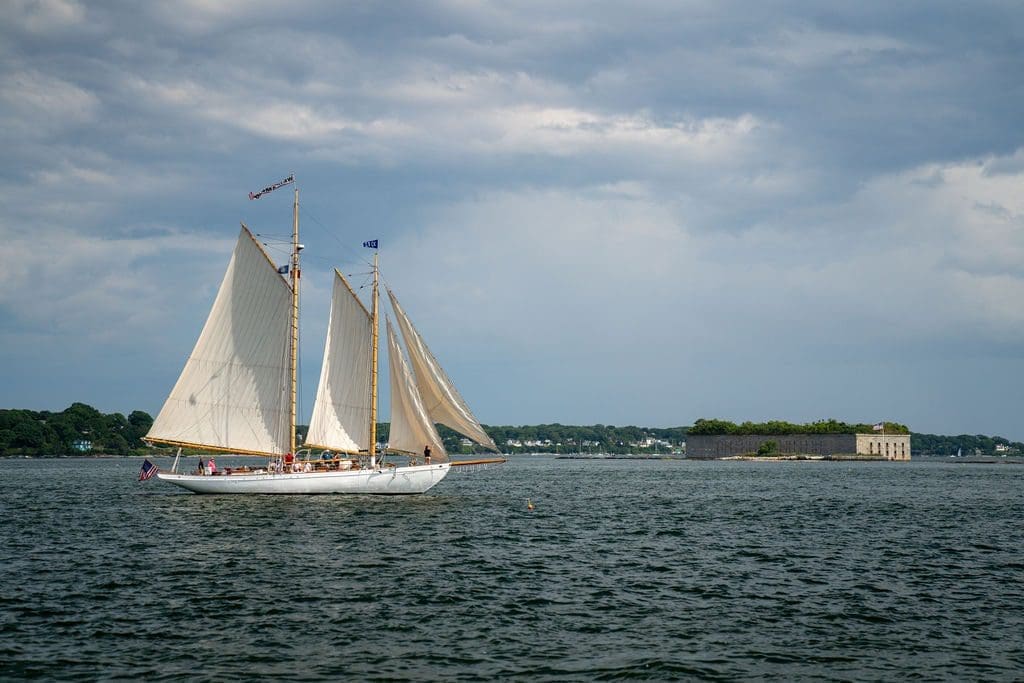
[4,453,1024,465]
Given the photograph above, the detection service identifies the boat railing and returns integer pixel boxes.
[190,452,435,476]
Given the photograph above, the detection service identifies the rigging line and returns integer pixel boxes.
[379,272,398,295]
[346,270,374,279]
[298,252,342,267]
[261,243,293,262]
[299,205,375,270]
[296,333,303,446]
[354,271,373,292]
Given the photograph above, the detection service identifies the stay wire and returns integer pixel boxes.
[299,203,375,271]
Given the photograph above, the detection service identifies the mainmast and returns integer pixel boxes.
[289,181,300,456]
[369,252,379,467]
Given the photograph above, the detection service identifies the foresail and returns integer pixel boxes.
[305,270,373,453]
[387,288,499,452]
[386,318,446,460]
[147,227,292,455]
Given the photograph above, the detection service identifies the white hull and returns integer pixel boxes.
[156,463,450,495]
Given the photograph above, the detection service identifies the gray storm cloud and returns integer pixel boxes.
[1,1,1022,437]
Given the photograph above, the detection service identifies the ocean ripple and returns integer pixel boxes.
[1,456,1022,680]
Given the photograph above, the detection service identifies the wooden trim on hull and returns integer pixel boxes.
[155,463,450,495]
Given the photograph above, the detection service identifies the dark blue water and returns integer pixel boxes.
[1,456,1022,681]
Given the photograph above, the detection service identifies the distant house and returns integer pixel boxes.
[631,437,673,449]
[72,440,92,452]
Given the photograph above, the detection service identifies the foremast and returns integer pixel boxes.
[369,252,380,467]
[289,182,300,456]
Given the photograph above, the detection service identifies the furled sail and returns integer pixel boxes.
[386,318,446,461]
[147,227,292,455]
[387,289,498,452]
[305,270,373,453]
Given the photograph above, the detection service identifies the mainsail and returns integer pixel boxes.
[147,227,292,455]
[387,288,499,452]
[386,318,447,460]
[305,270,373,453]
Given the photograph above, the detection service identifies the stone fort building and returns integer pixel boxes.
[686,433,911,460]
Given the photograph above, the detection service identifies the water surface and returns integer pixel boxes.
[1,457,1021,680]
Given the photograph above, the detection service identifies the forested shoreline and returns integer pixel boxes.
[0,404,1020,457]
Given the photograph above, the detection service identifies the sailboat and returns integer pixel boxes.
[145,177,502,494]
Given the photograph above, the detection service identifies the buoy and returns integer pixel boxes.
[526,498,534,510]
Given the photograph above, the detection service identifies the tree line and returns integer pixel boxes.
[687,418,911,436]
[0,403,155,456]
[0,405,689,456]
[0,404,1020,456]
[910,432,1021,457]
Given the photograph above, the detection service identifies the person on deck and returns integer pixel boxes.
[196,458,205,475]
[423,444,432,465]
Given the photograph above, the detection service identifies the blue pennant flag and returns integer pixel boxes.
[363,239,378,249]
[277,264,289,274]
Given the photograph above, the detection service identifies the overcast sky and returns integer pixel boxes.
[2,1,1023,439]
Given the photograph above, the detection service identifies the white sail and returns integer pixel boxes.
[147,227,292,455]
[387,289,498,452]
[386,318,447,461]
[305,270,373,453]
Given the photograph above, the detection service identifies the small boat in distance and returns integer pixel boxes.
[145,176,502,494]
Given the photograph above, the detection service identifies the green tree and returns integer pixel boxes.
[127,411,153,446]
[12,420,45,449]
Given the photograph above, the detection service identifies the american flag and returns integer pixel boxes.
[138,459,159,481]
[872,422,884,431]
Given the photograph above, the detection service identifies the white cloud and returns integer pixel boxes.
[2,1,1023,436]
[1,0,85,35]
[0,70,99,136]
[0,228,234,349]
[375,147,1024,426]
[481,107,763,160]
[757,25,913,68]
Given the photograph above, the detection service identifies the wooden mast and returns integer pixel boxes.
[289,180,300,456]
[369,252,379,466]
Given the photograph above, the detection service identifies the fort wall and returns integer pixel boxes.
[686,433,911,460]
